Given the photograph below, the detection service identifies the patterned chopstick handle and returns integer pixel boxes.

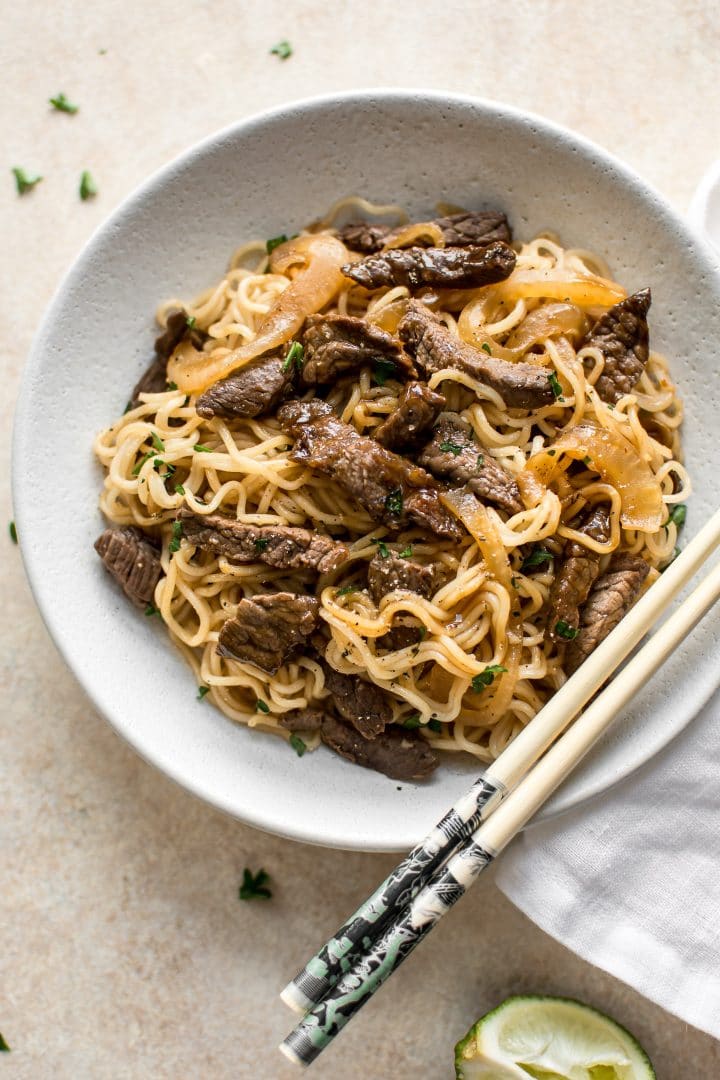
[281,837,495,1067]
[281,775,504,1012]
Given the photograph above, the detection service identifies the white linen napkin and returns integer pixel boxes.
[496,178,720,1039]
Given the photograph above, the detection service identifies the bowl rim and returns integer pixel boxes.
[13,87,720,849]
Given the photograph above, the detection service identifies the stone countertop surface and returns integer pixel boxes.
[2,2,720,1076]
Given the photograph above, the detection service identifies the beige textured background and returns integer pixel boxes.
[3,2,720,1076]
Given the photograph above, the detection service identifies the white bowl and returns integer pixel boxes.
[13,90,720,851]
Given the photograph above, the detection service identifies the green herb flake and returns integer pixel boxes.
[194,443,213,453]
[9,521,17,544]
[151,431,165,452]
[417,626,427,640]
[0,1032,9,1052]
[270,40,292,60]
[384,487,403,518]
[12,167,42,195]
[548,370,564,401]
[282,340,304,372]
[375,539,390,558]
[427,718,442,733]
[336,584,358,597]
[169,520,183,553]
[471,664,508,693]
[185,315,196,329]
[372,357,397,386]
[476,454,485,468]
[402,714,423,729]
[123,400,133,414]
[197,685,210,700]
[166,381,178,390]
[144,603,160,617]
[398,544,413,559]
[668,504,687,530]
[582,455,592,466]
[254,537,270,552]
[49,92,79,114]
[266,233,288,254]
[174,482,185,495]
[555,619,579,640]
[481,342,492,355]
[439,439,463,456]
[521,547,554,572]
[255,699,270,713]
[79,170,98,201]
[511,576,518,588]
[289,733,307,757]
[131,451,154,476]
[239,867,272,901]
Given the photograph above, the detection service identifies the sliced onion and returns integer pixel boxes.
[491,268,626,308]
[443,488,522,723]
[504,302,589,351]
[168,233,348,393]
[381,221,446,251]
[519,418,663,531]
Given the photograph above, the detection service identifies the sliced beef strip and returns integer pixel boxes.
[301,313,416,385]
[196,351,293,419]
[377,625,423,651]
[374,382,446,452]
[323,666,393,738]
[399,301,555,411]
[130,309,204,407]
[418,416,522,516]
[217,592,319,674]
[337,221,393,254]
[320,713,437,780]
[94,526,161,607]
[565,553,650,675]
[580,288,651,404]
[367,550,440,604]
[546,504,612,644]
[278,708,326,732]
[338,211,511,254]
[178,508,348,574]
[342,242,516,292]
[278,401,462,541]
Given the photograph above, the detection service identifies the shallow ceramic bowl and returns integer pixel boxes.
[13,90,720,851]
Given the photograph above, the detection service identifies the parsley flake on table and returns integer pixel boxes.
[471,664,507,693]
[0,1032,9,1052]
[49,92,79,114]
[239,867,272,901]
[270,40,292,60]
[289,734,306,757]
[12,167,42,195]
[196,685,210,700]
[9,521,17,544]
[554,619,579,640]
[372,357,397,386]
[79,170,98,201]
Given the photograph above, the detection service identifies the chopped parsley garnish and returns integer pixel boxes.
[582,455,592,466]
[511,576,518,588]
[166,381,178,390]
[266,234,288,254]
[169,520,183,553]
[375,539,391,558]
[372,357,397,386]
[417,626,427,640]
[476,454,485,468]
[49,92,79,114]
[144,603,160,617]
[151,431,165,451]
[282,340,304,371]
[131,451,154,475]
[336,584,359,596]
[427,718,442,733]
[555,619,579,640]
[254,537,269,552]
[270,40,292,60]
[481,342,492,355]
[403,714,423,729]
[398,544,413,558]
[289,734,307,757]
[197,685,210,700]
[12,167,42,195]
[255,699,270,713]
[521,546,554,571]
[548,371,564,401]
[79,170,98,200]
[174,482,185,495]
[0,1032,9,1052]
[9,521,17,544]
[186,315,196,329]
[471,664,507,693]
[668,504,687,530]
[439,439,463,456]
[194,443,213,453]
[547,448,556,456]
[123,401,133,414]
[239,867,272,901]
[384,487,403,518]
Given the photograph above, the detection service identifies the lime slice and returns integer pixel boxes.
[455,995,655,1080]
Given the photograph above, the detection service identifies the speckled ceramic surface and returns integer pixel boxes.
[13,89,720,851]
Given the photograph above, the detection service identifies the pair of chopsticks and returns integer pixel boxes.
[279,506,720,1068]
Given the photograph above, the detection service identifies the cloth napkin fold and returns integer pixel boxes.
[495,686,720,1039]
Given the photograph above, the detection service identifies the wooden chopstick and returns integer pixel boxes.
[280,505,720,1016]
[280,532,720,1068]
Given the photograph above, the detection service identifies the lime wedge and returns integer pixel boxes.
[455,995,655,1080]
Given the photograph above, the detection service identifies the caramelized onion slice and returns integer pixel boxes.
[168,233,348,393]
[381,221,446,251]
[491,268,626,308]
[519,418,663,532]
